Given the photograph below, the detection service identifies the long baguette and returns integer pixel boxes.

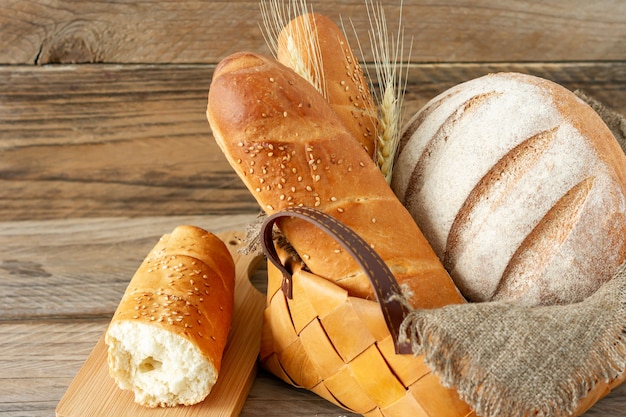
[105,225,235,407]
[276,12,379,157]
[207,51,464,309]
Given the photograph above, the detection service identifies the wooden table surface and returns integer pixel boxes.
[1,1,625,416]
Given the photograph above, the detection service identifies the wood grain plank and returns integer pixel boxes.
[0,215,258,320]
[0,320,624,417]
[0,320,364,417]
[1,62,624,221]
[0,0,624,65]
[0,320,108,417]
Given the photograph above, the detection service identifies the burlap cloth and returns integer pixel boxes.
[397,92,626,417]
[397,263,624,417]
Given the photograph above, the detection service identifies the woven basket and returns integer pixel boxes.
[258,207,475,417]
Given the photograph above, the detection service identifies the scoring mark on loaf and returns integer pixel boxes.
[396,89,461,158]
[444,126,559,274]
[402,91,502,211]
[493,176,596,304]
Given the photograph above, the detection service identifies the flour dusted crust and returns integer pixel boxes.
[392,72,626,305]
[105,225,235,407]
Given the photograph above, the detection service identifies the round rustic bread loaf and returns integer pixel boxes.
[391,72,626,306]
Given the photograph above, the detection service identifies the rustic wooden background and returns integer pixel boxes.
[1,1,625,416]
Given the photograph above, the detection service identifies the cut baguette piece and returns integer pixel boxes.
[105,225,235,407]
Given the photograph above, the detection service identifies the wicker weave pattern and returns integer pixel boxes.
[259,252,475,417]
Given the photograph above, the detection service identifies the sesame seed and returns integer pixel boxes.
[371,217,377,223]
[267,204,274,210]
[305,185,312,192]
[283,112,287,117]
[337,208,345,213]
[314,175,321,181]
[330,197,337,201]
[269,77,275,82]
[268,152,274,157]
[255,187,261,192]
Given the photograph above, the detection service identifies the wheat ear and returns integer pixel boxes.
[353,0,411,183]
[259,0,326,98]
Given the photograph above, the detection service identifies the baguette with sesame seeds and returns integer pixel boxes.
[105,225,235,408]
[207,51,464,309]
[274,12,379,157]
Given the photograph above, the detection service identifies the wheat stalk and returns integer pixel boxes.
[260,0,409,183]
[259,0,326,98]
[361,0,411,184]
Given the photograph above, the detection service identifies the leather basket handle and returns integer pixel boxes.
[260,206,412,354]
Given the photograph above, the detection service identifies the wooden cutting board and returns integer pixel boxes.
[56,230,266,417]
